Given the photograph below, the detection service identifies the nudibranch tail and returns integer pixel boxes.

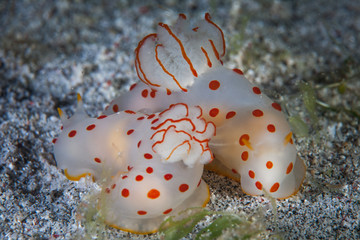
[134,13,225,91]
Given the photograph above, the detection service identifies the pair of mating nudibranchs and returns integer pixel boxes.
[53,13,305,234]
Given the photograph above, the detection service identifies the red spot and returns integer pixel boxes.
[94,157,102,163]
[179,13,187,19]
[151,118,159,124]
[209,108,219,117]
[166,88,172,95]
[52,138,57,144]
[266,161,273,169]
[125,110,136,114]
[142,89,148,98]
[272,102,282,111]
[252,87,261,94]
[233,68,244,75]
[137,116,145,120]
[105,188,111,193]
[163,208,172,214]
[270,182,280,193]
[112,104,119,113]
[86,124,96,131]
[147,189,160,199]
[68,130,77,138]
[130,83,137,91]
[137,210,147,215]
[60,126,63,130]
[226,111,236,119]
[248,170,255,179]
[164,174,173,180]
[144,153,153,159]
[121,188,129,197]
[147,114,155,119]
[135,175,143,181]
[232,169,238,174]
[97,115,107,119]
[127,129,134,135]
[127,166,133,171]
[209,80,220,90]
[111,184,116,189]
[286,162,293,174]
[255,181,262,190]
[137,141,141,148]
[241,151,248,161]
[267,124,276,132]
[252,109,263,117]
[150,89,156,98]
[146,167,153,174]
[179,184,189,192]
[197,179,202,187]
[122,175,128,179]
[239,134,250,146]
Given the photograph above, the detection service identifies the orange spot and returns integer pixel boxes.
[209,80,220,90]
[147,114,155,119]
[248,170,255,179]
[135,175,143,181]
[150,89,156,98]
[267,124,276,132]
[112,104,119,113]
[86,124,96,131]
[163,208,172,214]
[142,89,148,98]
[266,161,273,169]
[127,129,134,135]
[164,174,173,180]
[97,115,107,119]
[137,210,147,215]
[179,184,189,192]
[209,108,219,117]
[270,182,280,193]
[121,188,129,197]
[129,83,137,91]
[286,162,293,174]
[94,157,102,163]
[239,134,249,146]
[146,167,153,174]
[255,181,262,190]
[272,102,282,111]
[68,130,77,138]
[147,189,160,199]
[233,68,243,75]
[241,151,248,161]
[179,13,186,19]
[226,111,236,119]
[284,132,293,146]
[252,86,261,94]
[144,153,153,159]
[252,109,263,117]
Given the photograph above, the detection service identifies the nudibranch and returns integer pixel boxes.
[104,13,306,199]
[53,95,215,233]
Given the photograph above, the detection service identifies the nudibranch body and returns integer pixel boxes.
[54,98,215,233]
[104,13,305,199]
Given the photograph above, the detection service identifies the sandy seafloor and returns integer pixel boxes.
[1,0,359,239]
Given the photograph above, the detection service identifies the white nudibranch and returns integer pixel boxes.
[53,12,306,234]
